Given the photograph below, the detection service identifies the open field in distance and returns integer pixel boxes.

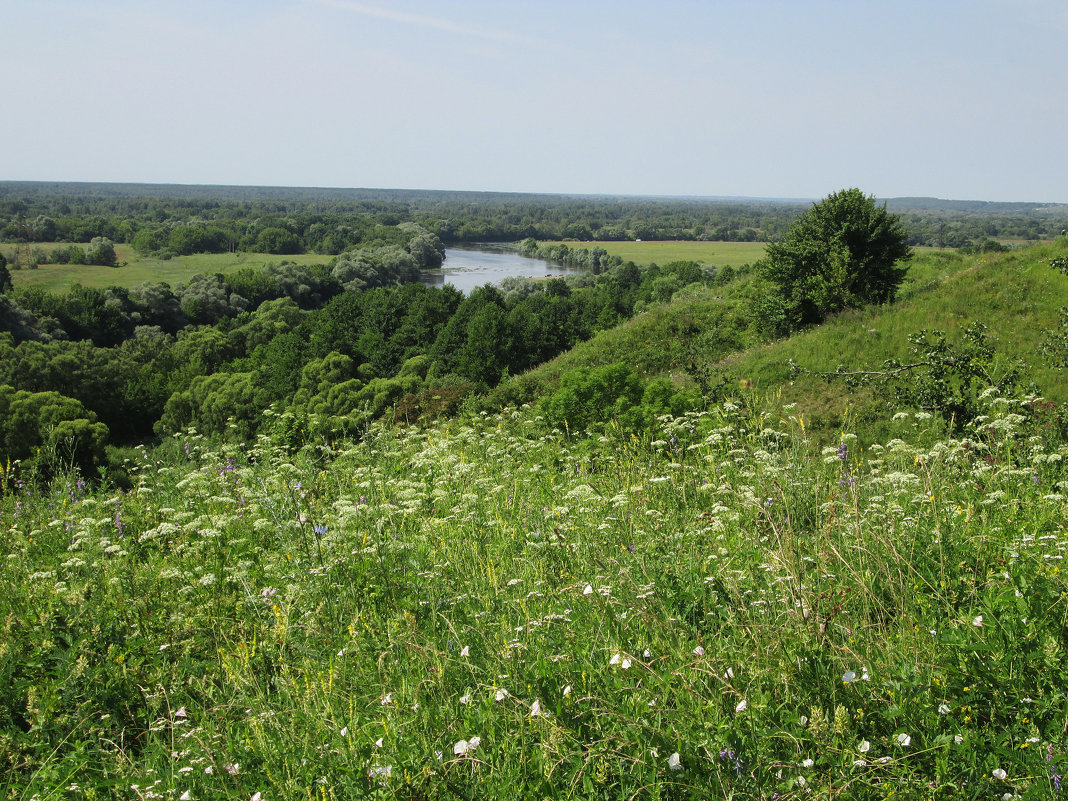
[3,244,332,292]
[536,240,767,267]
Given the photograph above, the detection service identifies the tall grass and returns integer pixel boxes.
[2,387,1066,799]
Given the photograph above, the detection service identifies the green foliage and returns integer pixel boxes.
[541,362,700,434]
[156,371,261,440]
[758,188,912,334]
[84,236,117,267]
[796,321,1029,432]
[331,244,421,291]
[885,322,1027,430]
[255,226,302,255]
[175,273,249,325]
[0,383,108,476]
[1041,307,1068,369]
[0,253,10,293]
[167,224,231,255]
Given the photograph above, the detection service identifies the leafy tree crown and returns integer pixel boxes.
[758,188,911,331]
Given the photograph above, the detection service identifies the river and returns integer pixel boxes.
[421,247,582,295]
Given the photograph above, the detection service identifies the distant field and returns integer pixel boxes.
[3,243,332,292]
[538,240,767,267]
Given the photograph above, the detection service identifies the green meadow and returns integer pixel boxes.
[4,245,332,292]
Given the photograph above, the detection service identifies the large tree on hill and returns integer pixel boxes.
[757,188,911,334]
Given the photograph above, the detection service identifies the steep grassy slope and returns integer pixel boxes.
[508,240,1068,442]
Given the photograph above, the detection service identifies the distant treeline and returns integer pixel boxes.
[5,181,1064,249]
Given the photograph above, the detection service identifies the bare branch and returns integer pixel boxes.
[792,362,931,378]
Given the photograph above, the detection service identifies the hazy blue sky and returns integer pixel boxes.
[2,0,1065,201]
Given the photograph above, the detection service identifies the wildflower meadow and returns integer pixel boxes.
[2,389,1066,799]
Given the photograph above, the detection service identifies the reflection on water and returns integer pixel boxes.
[422,248,580,295]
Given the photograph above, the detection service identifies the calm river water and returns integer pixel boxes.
[422,247,581,295]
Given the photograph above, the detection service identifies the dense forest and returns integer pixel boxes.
[4,181,1067,250]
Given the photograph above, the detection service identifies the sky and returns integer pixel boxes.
[2,0,1066,202]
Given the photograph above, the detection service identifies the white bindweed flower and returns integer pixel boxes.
[938,703,951,714]
[583,584,594,595]
[972,615,983,627]
[736,699,748,713]
[179,793,191,801]
[842,671,856,683]
[563,685,572,696]
[897,734,911,747]
[340,727,348,737]
[374,738,383,748]
[610,653,621,665]
[725,667,734,679]
[992,768,1007,780]
[453,736,481,755]
[622,657,632,670]
[530,699,541,717]
[495,689,509,701]
[380,693,393,706]
[175,707,187,718]
[460,694,471,705]
[858,740,870,753]
[668,752,682,771]
[460,645,469,658]
[954,734,964,744]
[368,765,392,779]
[251,794,262,801]
[693,646,705,656]
[802,759,814,768]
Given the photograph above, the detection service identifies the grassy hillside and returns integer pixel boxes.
[511,240,1068,443]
